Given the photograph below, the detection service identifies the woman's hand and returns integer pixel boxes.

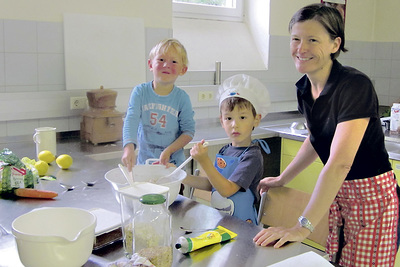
[257,176,285,194]
[121,144,136,172]
[253,225,310,248]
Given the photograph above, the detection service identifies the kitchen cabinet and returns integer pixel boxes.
[281,138,323,194]
[280,138,326,251]
[389,160,400,267]
[391,159,400,186]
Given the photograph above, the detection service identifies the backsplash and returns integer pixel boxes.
[0,19,399,137]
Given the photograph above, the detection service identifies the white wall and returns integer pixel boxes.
[0,0,399,137]
[269,0,400,42]
[0,0,172,28]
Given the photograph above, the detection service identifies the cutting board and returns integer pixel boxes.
[64,13,146,90]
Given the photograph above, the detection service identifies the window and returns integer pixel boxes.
[173,0,243,22]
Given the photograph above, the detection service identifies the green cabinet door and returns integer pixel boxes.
[280,138,323,194]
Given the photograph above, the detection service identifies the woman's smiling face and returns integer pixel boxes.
[290,19,340,78]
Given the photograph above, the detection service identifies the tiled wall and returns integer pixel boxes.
[1,19,399,137]
[0,20,65,93]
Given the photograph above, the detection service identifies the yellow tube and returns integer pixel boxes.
[175,226,237,254]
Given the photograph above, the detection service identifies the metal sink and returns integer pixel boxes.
[261,123,309,138]
[385,141,400,159]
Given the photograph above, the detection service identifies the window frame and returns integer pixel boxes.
[172,0,243,22]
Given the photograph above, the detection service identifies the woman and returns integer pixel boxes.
[253,4,399,266]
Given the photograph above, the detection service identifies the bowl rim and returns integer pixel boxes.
[12,207,97,242]
[105,166,187,185]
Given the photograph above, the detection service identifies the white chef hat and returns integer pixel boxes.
[218,74,271,119]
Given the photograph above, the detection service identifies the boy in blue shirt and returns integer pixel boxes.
[122,39,195,171]
[184,74,270,224]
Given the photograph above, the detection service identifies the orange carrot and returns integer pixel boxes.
[14,188,58,199]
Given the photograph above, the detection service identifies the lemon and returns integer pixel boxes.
[34,160,49,176]
[38,150,56,164]
[56,154,73,169]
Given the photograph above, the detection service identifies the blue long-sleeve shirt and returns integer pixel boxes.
[123,81,195,165]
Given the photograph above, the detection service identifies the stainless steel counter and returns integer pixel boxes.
[261,123,400,161]
[185,112,305,148]
[0,131,324,267]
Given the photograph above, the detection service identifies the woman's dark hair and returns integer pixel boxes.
[288,3,348,60]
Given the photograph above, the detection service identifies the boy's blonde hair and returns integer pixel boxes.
[149,38,189,66]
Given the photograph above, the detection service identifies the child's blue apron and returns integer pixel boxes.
[211,140,270,224]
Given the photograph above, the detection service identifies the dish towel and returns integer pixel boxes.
[267,251,333,267]
[109,253,155,267]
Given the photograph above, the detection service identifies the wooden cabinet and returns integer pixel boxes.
[281,138,323,194]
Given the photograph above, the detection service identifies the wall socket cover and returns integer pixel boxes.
[70,97,87,109]
[198,91,214,101]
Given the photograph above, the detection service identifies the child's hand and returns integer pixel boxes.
[165,162,176,168]
[121,144,136,172]
[159,150,172,166]
[190,140,209,163]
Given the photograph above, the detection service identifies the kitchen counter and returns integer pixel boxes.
[2,111,400,266]
[260,122,400,161]
[191,112,400,161]
[0,114,326,267]
[185,111,305,148]
[0,160,324,267]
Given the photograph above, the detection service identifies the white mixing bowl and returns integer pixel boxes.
[12,207,96,267]
[105,164,187,205]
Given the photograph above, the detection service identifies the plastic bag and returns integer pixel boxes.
[0,148,37,196]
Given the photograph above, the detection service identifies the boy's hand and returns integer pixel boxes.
[121,143,136,172]
[159,150,172,166]
[190,140,209,163]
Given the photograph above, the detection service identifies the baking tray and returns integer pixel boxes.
[90,208,122,250]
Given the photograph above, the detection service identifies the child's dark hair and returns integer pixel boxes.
[220,97,257,117]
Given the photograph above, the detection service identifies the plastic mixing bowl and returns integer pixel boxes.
[12,207,96,267]
[105,164,187,205]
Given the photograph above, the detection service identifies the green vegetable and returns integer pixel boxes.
[1,165,12,194]
[24,169,35,188]
[0,148,37,197]
[0,148,24,169]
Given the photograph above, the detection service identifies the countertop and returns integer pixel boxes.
[0,116,325,266]
[188,112,400,161]
[0,112,304,233]
[2,111,400,266]
[185,112,305,148]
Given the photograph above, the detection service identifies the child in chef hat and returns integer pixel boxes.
[184,74,271,224]
[122,38,195,171]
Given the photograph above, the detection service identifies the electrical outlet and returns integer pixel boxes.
[70,97,87,110]
[198,91,214,101]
